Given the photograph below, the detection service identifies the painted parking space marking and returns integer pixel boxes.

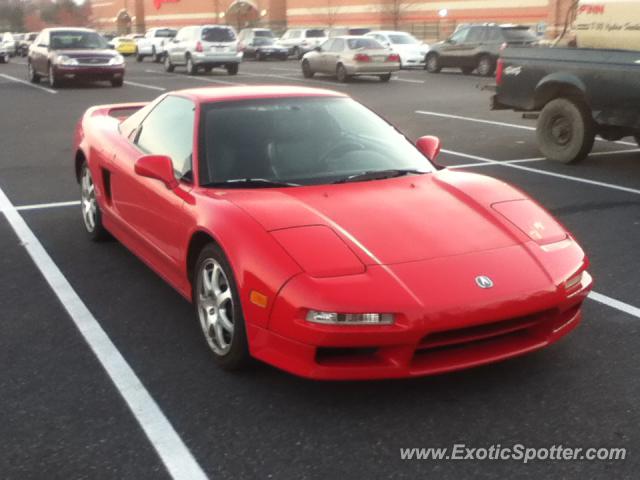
[0,187,208,480]
[15,200,80,211]
[416,110,637,146]
[0,73,57,94]
[392,77,425,84]
[123,80,167,91]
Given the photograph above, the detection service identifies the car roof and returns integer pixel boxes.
[170,86,346,103]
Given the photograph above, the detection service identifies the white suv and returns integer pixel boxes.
[279,29,327,59]
[164,25,242,75]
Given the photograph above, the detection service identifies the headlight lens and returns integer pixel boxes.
[306,311,394,325]
[56,55,78,66]
[108,55,124,65]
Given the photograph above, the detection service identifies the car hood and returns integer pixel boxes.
[215,171,536,266]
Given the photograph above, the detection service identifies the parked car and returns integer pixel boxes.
[28,28,125,88]
[492,46,640,163]
[237,28,275,51]
[426,24,538,76]
[0,40,9,63]
[136,27,177,62]
[365,31,428,68]
[1,32,16,57]
[18,32,38,57]
[302,36,400,82]
[164,25,242,75]
[244,37,289,61]
[109,36,137,56]
[328,27,371,37]
[73,85,593,379]
[12,33,24,55]
[279,28,327,59]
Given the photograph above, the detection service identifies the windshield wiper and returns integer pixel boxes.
[333,169,425,184]
[202,178,300,188]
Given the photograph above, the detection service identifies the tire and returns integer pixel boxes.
[476,55,495,77]
[536,97,595,164]
[151,47,158,63]
[48,64,60,88]
[379,73,391,82]
[634,135,640,147]
[226,63,239,75]
[461,66,474,75]
[164,54,174,72]
[193,243,250,370]
[336,63,349,83]
[111,77,123,87]
[136,53,143,62]
[80,163,109,241]
[425,52,441,73]
[204,66,212,73]
[256,52,264,61]
[186,55,197,75]
[28,61,40,83]
[301,60,314,78]
[293,46,302,60]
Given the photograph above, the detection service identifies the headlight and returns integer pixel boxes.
[56,55,78,66]
[306,311,394,325]
[108,55,124,65]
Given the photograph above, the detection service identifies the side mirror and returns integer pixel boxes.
[314,46,321,52]
[134,155,178,189]
[416,135,442,163]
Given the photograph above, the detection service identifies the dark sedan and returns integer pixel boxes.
[244,37,289,61]
[28,28,125,88]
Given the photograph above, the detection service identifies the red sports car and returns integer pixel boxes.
[74,86,593,380]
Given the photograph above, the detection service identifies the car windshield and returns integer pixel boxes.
[501,28,537,42]
[199,97,434,187]
[388,33,418,44]
[50,31,108,50]
[202,27,236,42]
[254,37,275,46]
[254,30,274,38]
[305,30,326,38]
[347,38,383,50]
[156,29,177,38]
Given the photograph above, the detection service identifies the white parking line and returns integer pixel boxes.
[16,200,80,211]
[416,110,637,146]
[589,292,640,319]
[269,67,299,73]
[124,80,166,91]
[0,73,57,94]
[241,71,349,88]
[392,77,425,84]
[0,188,208,480]
[442,148,640,196]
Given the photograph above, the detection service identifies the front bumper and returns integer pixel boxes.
[250,243,593,380]
[192,51,243,65]
[54,65,125,80]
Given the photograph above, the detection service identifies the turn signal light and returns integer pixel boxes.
[250,290,269,308]
[354,53,371,62]
[195,41,204,53]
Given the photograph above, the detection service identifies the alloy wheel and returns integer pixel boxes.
[80,166,97,232]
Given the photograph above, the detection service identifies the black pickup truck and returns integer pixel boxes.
[492,47,640,163]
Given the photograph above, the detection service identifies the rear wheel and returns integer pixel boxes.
[293,46,302,60]
[379,73,391,82]
[186,55,197,75]
[193,244,250,370]
[476,55,495,77]
[226,63,239,75]
[164,54,174,72]
[537,97,595,164]
[301,59,314,78]
[336,64,349,83]
[28,61,40,83]
[425,52,441,73]
[80,163,109,241]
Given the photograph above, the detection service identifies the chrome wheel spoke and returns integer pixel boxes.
[197,258,235,356]
[218,308,233,333]
[215,288,231,307]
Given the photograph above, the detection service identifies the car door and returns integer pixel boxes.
[458,26,485,67]
[169,27,188,64]
[310,39,332,72]
[439,27,469,67]
[32,31,49,75]
[323,38,344,73]
[110,95,196,282]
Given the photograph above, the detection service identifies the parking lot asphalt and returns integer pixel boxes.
[1,56,639,479]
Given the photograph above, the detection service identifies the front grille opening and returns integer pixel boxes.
[316,347,379,365]
[416,329,531,357]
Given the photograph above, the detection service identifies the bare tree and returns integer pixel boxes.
[382,0,414,30]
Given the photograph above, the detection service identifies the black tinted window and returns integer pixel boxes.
[136,96,195,179]
[155,29,176,38]
[501,28,537,42]
[50,31,108,50]
[254,30,274,38]
[202,27,236,42]
[306,30,325,38]
[465,27,485,43]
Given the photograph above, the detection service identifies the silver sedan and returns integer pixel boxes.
[301,36,400,83]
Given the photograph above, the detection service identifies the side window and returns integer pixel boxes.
[291,31,301,39]
[450,28,469,44]
[135,96,196,180]
[329,38,344,52]
[321,39,334,51]
[486,28,503,42]
[465,27,484,43]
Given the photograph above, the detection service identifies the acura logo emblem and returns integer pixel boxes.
[475,275,494,289]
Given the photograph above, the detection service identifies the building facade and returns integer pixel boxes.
[90,0,576,40]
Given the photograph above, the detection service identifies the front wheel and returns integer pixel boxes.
[379,73,391,82]
[537,97,595,164]
[226,63,238,75]
[301,60,314,78]
[193,244,250,370]
[48,64,60,88]
[80,163,109,241]
[425,53,441,73]
[28,61,40,83]
[164,54,174,72]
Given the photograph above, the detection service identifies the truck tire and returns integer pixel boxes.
[537,97,595,164]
